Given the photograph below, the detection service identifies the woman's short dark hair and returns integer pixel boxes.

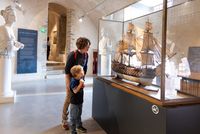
[76,37,91,49]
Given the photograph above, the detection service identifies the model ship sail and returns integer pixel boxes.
[112,21,175,86]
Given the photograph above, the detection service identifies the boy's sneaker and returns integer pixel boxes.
[61,123,69,130]
[76,126,87,133]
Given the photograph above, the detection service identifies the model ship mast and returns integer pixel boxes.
[112,20,176,86]
[117,23,137,66]
[141,21,153,69]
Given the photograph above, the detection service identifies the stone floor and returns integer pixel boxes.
[0,77,106,134]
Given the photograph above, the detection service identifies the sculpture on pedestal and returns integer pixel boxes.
[98,28,112,75]
[0,6,24,103]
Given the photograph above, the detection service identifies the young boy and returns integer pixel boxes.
[62,37,90,130]
[70,65,87,134]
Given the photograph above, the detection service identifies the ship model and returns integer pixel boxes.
[112,21,175,86]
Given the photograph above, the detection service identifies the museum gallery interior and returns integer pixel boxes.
[0,0,200,134]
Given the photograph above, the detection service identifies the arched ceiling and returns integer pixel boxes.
[9,0,141,27]
[71,0,139,24]
[12,0,138,27]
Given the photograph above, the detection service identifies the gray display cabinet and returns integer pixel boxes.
[92,77,200,134]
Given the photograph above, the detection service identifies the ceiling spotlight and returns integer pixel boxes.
[78,16,84,22]
[79,18,83,22]
[12,0,25,14]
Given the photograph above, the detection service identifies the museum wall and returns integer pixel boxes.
[0,0,98,82]
[167,1,200,65]
[1,0,199,82]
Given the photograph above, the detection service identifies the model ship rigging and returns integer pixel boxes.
[112,21,176,86]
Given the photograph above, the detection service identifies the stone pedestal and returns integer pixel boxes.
[100,54,111,75]
[0,57,15,103]
[0,91,16,104]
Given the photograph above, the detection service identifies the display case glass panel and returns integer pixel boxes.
[166,0,200,99]
[98,20,123,75]
[98,0,200,102]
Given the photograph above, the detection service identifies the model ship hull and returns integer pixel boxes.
[112,61,156,86]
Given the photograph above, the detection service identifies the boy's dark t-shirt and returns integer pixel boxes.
[65,50,88,76]
[70,78,83,104]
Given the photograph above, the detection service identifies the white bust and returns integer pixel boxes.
[99,28,112,55]
[0,5,24,57]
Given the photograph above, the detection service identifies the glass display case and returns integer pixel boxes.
[97,0,200,103]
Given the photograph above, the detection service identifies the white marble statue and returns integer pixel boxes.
[0,6,24,56]
[0,6,24,103]
[98,28,112,75]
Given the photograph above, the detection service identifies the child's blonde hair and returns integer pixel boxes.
[70,65,83,77]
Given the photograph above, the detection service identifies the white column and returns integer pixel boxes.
[0,56,16,103]
[100,54,111,75]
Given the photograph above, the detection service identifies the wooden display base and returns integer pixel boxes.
[178,72,200,97]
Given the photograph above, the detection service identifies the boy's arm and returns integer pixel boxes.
[72,79,84,94]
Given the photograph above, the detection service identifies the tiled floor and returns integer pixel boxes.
[0,77,106,134]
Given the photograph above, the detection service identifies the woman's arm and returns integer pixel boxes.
[65,74,71,96]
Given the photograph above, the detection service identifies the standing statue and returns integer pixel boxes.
[98,28,112,75]
[0,6,24,103]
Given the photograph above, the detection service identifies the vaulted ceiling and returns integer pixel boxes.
[71,0,139,24]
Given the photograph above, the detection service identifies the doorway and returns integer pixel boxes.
[93,50,98,75]
[46,3,67,76]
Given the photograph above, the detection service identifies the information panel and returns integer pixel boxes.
[188,47,200,73]
[17,29,38,74]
